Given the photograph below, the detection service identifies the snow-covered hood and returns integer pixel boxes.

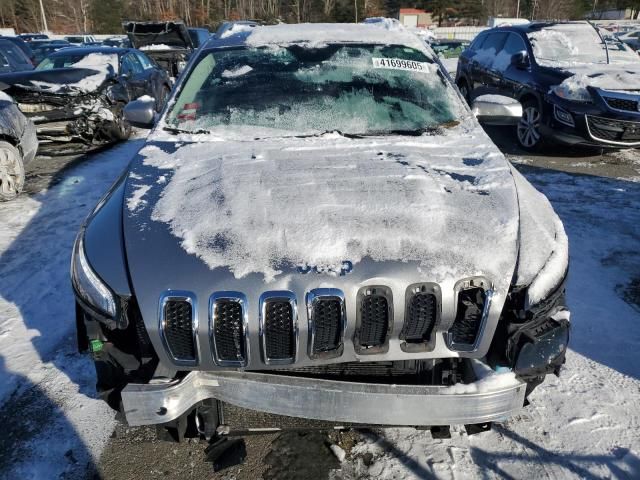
[556,63,640,92]
[0,68,116,96]
[122,129,521,303]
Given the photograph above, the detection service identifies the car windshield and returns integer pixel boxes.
[36,52,119,72]
[528,23,640,66]
[165,44,464,136]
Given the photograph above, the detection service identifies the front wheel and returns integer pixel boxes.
[517,101,546,151]
[111,103,132,141]
[0,141,25,202]
[457,80,471,105]
[156,85,171,113]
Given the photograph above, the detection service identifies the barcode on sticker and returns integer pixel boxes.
[372,57,433,72]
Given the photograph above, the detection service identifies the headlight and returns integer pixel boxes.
[551,83,592,103]
[71,232,117,317]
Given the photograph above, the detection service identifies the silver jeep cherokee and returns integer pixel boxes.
[71,24,570,440]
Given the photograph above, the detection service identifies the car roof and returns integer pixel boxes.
[495,20,595,35]
[48,46,129,56]
[0,38,17,48]
[204,23,427,51]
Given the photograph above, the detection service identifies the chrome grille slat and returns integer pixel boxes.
[159,292,198,366]
[447,277,493,352]
[307,289,346,360]
[210,292,249,367]
[402,293,437,342]
[260,291,297,365]
[359,295,389,347]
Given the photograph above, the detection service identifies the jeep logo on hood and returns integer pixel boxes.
[297,261,353,276]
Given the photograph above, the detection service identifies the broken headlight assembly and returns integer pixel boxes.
[71,232,117,318]
[506,273,570,379]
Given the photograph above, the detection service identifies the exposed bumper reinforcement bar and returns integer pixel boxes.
[122,371,527,427]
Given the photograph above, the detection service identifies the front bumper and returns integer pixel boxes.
[542,94,640,148]
[121,370,527,427]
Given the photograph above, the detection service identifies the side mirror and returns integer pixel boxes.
[511,51,530,69]
[124,97,155,129]
[472,95,522,126]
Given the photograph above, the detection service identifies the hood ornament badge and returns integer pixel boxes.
[298,261,353,276]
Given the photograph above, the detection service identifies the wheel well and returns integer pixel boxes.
[0,133,19,147]
[518,93,541,110]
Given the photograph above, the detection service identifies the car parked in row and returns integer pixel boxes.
[456,21,640,150]
[31,41,71,65]
[619,29,640,50]
[0,38,34,73]
[72,23,570,440]
[18,33,49,42]
[64,34,98,46]
[0,46,171,151]
[0,90,38,201]
[0,36,35,64]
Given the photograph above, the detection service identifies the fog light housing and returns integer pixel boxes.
[510,316,570,377]
[553,105,575,127]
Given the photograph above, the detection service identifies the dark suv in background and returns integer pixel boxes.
[456,21,640,150]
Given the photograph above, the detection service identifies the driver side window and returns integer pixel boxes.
[121,53,143,76]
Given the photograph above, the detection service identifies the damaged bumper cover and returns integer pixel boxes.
[122,370,527,427]
[22,95,117,144]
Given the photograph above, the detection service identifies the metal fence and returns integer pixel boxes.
[432,26,487,41]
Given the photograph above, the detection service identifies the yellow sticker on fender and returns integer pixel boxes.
[372,57,434,72]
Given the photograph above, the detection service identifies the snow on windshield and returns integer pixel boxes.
[165,45,465,136]
[528,23,609,66]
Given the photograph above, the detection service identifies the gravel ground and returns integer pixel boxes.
[14,131,640,480]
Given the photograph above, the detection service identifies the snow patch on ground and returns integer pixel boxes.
[0,140,142,478]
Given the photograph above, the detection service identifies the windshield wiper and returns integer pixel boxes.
[162,126,211,135]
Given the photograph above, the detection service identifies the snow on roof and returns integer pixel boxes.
[244,23,428,51]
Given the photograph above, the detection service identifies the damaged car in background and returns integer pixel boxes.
[456,21,640,150]
[0,90,37,201]
[124,21,207,79]
[0,47,171,152]
[72,24,570,442]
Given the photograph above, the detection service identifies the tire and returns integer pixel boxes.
[0,141,25,202]
[111,103,132,141]
[517,99,546,151]
[156,85,171,113]
[457,80,471,105]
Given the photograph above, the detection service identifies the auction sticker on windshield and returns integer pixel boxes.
[372,57,434,73]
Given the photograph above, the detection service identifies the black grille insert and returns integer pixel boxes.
[263,300,295,361]
[449,287,487,346]
[163,299,196,362]
[311,298,343,354]
[401,293,437,343]
[213,299,246,364]
[587,115,640,143]
[603,96,639,112]
[359,295,389,348]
